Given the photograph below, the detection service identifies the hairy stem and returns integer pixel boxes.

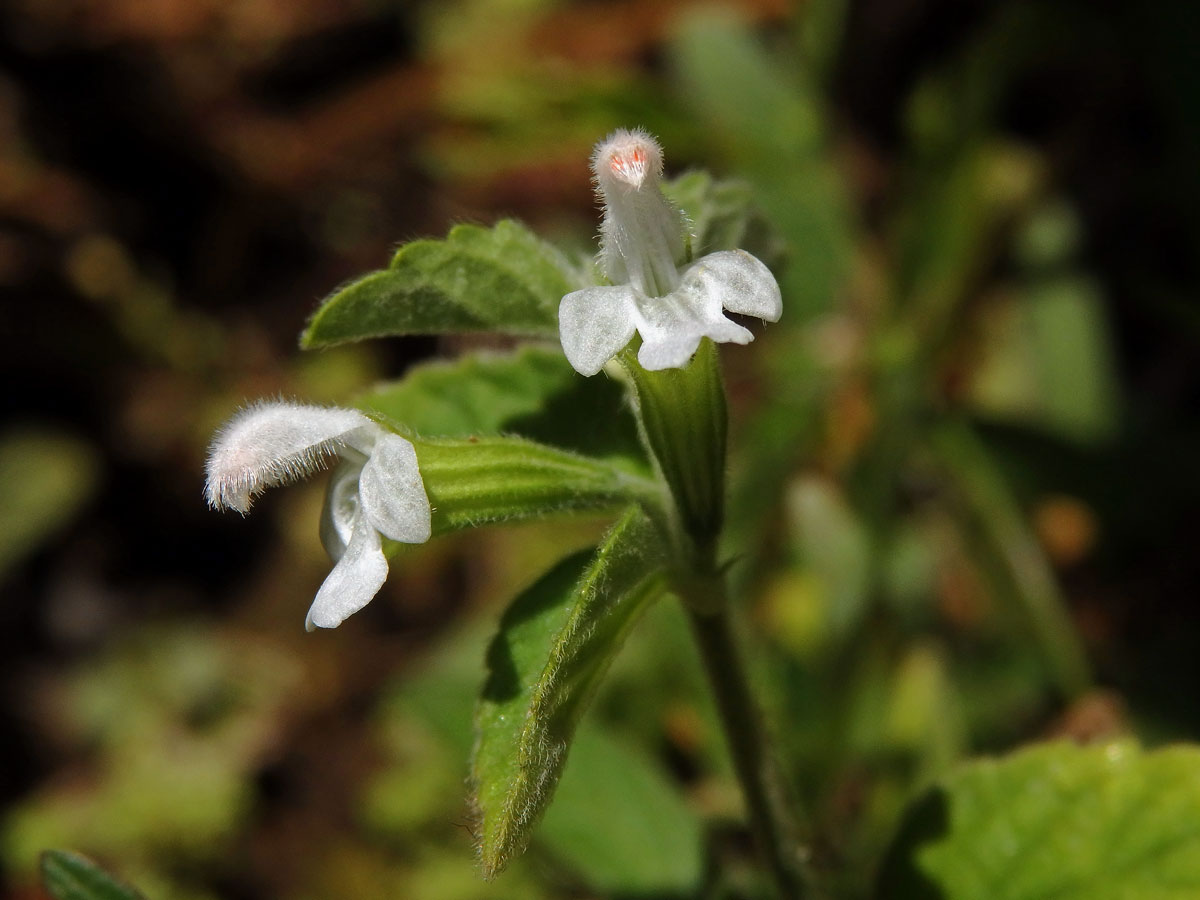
[623,339,816,895]
[685,581,816,899]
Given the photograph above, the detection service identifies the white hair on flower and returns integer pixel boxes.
[205,401,371,514]
[559,128,782,376]
[205,400,431,630]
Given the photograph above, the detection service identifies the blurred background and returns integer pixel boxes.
[1,0,1198,897]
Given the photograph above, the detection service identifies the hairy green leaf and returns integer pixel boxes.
[359,347,646,469]
[473,507,668,877]
[302,220,581,347]
[880,741,1200,900]
[413,437,654,535]
[361,346,576,436]
[40,851,145,900]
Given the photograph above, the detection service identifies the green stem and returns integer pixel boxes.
[622,339,816,895]
[685,576,816,899]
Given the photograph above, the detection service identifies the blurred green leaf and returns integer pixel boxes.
[931,423,1090,699]
[883,644,965,777]
[902,5,1050,160]
[880,519,939,624]
[663,171,786,267]
[670,11,821,160]
[368,606,709,895]
[360,347,646,469]
[41,851,145,900]
[822,639,967,895]
[66,627,299,758]
[880,741,1200,899]
[540,725,704,895]
[413,436,653,535]
[799,0,850,83]
[3,627,296,882]
[668,9,854,316]
[473,507,667,877]
[785,475,872,644]
[1026,277,1120,443]
[361,713,463,837]
[302,220,580,347]
[893,141,1041,338]
[0,427,99,578]
[1012,199,1084,270]
[966,277,1120,444]
[953,645,1052,747]
[723,338,826,598]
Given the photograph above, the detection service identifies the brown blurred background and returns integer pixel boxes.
[2,0,1198,898]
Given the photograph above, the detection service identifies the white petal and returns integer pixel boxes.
[637,335,702,370]
[319,460,363,560]
[358,434,431,544]
[631,286,753,372]
[305,514,388,630]
[205,401,375,513]
[558,285,639,376]
[682,250,782,323]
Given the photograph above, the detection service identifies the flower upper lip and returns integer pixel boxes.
[205,401,431,630]
[558,128,782,377]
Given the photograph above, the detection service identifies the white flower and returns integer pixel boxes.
[205,401,431,630]
[559,128,782,376]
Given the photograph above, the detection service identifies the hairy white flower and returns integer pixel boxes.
[559,128,782,376]
[205,401,431,630]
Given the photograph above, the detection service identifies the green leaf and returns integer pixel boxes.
[40,850,145,900]
[361,346,577,437]
[359,347,646,469]
[412,436,654,535]
[880,741,1200,900]
[473,506,668,877]
[539,725,704,895]
[302,220,580,347]
[366,612,703,895]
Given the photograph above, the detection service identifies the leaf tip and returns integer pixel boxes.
[298,303,330,350]
[468,791,513,881]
